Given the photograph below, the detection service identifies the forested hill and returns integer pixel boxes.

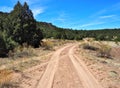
[37,22,120,41]
[0,1,120,56]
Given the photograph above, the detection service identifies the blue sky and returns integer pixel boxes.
[0,0,120,29]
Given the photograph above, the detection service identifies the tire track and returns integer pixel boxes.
[18,43,103,88]
[52,45,84,88]
[36,44,73,88]
[69,45,103,88]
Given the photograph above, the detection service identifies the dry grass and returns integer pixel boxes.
[97,43,112,58]
[8,44,36,59]
[81,43,99,51]
[80,40,112,59]
[0,39,75,87]
[0,69,14,88]
[41,39,74,50]
[79,40,120,88]
[41,40,54,50]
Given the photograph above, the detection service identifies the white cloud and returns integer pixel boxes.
[56,18,65,22]
[55,12,67,22]
[0,6,13,12]
[80,22,105,28]
[99,15,116,19]
[47,11,68,24]
[90,9,107,18]
[11,0,47,17]
[32,8,44,17]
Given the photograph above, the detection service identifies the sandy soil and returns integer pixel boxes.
[78,42,120,88]
[15,43,104,88]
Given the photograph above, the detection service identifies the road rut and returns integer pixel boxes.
[18,43,103,88]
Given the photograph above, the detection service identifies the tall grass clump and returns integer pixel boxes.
[82,43,99,51]
[97,43,112,58]
[8,43,35,59]
[41,40,54,50]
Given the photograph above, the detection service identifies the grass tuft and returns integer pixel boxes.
[8,43,35,59]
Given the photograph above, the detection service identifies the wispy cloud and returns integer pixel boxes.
[10,0,46,17]
[49,12,68,23]
[80,22,105,28]
[55,12,68,22]
[90,9,107,18]
[90,2,120,18]
[99,15,116,19]
[82,2,120,29]
[32,8,44,17]
[0,6,13,12]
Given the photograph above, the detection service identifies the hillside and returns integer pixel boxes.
[0,1,120,56]
[0,1,120,88]
[37,21,120,41]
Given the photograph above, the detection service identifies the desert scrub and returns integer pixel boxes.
[80,40,112,59]
[41,40,54,50]
[97,43,112,58]
[81,43,99,51]
[8,43,35,59]
[80,40,99,51]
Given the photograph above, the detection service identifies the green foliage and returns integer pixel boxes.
[0,1,43,56]
[0,1,120,57]
[8,43,35,59]
[0,31,18,57]
[37,22,120,41]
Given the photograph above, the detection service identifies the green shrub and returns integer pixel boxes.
[0,31,18,57]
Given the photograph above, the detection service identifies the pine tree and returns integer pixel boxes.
[0,1,43,55]
[10,1,43,47]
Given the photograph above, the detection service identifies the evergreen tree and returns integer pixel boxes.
[0,1,43,56]
[10,1,43,47]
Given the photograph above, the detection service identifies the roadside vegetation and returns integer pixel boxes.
[0,1,120,87]
[80,38,112,59]
[1,1,120,57]
[0,1,43,57]
[0,39,74,87]
[79,38,120,88]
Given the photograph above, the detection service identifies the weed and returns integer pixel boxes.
[82,43,99,51]
[8,43,35,59]
[41,40,54,50]
[109,71,118,77]
[80,40,112,59]
[97,43,112,58]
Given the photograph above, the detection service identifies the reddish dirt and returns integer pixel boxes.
[16,43,103,88]
[77,44,120,88]
[110,47,120,61]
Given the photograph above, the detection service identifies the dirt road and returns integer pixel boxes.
[18,43,103,88]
